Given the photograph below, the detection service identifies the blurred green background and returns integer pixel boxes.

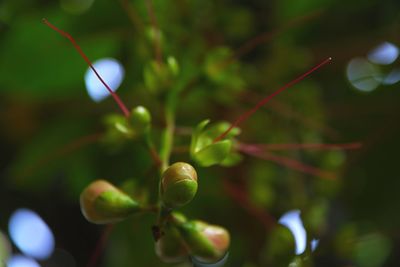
[1,0,400,266]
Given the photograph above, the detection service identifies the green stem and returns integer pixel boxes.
[158,90,179,226]
[144,131,162,167]
[158,73,197,172]
[156,74,194,227]
[159,91,178,173]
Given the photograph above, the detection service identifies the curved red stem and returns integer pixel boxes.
[214,57,332,142]
[42,18,130,118]
[86,225,114,267]
[239,142,362,151]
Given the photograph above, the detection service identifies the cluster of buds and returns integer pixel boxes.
[158,163,230,264]
[43,15,334,267]
[79,161,230,265]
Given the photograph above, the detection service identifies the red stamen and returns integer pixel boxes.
[145,0,162,65]
[19,133,103,179]
[86,225,114,267]
[42,18,130,118]
[223,179,276,230]
[214,57,332,142]
[240,142,362,152]
[239,145,336,180]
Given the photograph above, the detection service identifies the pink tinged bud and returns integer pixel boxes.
[202,225,230,256]
[178,220,230,263]
[161,162,198,208]
[80,180,141,224]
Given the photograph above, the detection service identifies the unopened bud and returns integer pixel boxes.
[161,162,198,208]
[177,220,230,263]
[80,180,141,224]
[130,106,151,135]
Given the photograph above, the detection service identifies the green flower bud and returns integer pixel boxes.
[161,162,198,208]
[130,106,151,135]
[177,220,230,263]
[80,180,141,224]
[155,225,188,263]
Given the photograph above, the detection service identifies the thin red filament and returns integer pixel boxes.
[214,57,332,142]
[239,146,336,180]
[240,142,362,152]
[42,18,130,118]
[86,225,114,267]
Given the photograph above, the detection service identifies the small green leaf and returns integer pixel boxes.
[191,120,240,167]
[194,140,232,167]
[190,119,210,156]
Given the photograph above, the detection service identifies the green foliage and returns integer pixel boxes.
[1,0,399,266]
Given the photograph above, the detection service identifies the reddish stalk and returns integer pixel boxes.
[86,225,114,267]
[212,10,323,73]
[233,10,323,62]
[145,0,163,65]
[262,98,340,139]
[18,133,103,179]
[214,57,332,142]
[223,178,276,230]
[42,19,130,118]
[239,142,362,151]
[118,0,144,30]
[239,145,336,180]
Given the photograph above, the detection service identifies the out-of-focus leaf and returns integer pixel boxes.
[261,225,295,267]
[204,47,245,90]
[353,233,392,267]
[0,13,120,99]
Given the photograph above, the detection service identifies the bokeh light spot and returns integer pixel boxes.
[279,210,306,255]
[84,58,125,102]
[346,58,381,92]
[311,239,319,251]
[7,255,41,267]
[368,42,399,65]
[9,209,55,260]
[382,68,400,85]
